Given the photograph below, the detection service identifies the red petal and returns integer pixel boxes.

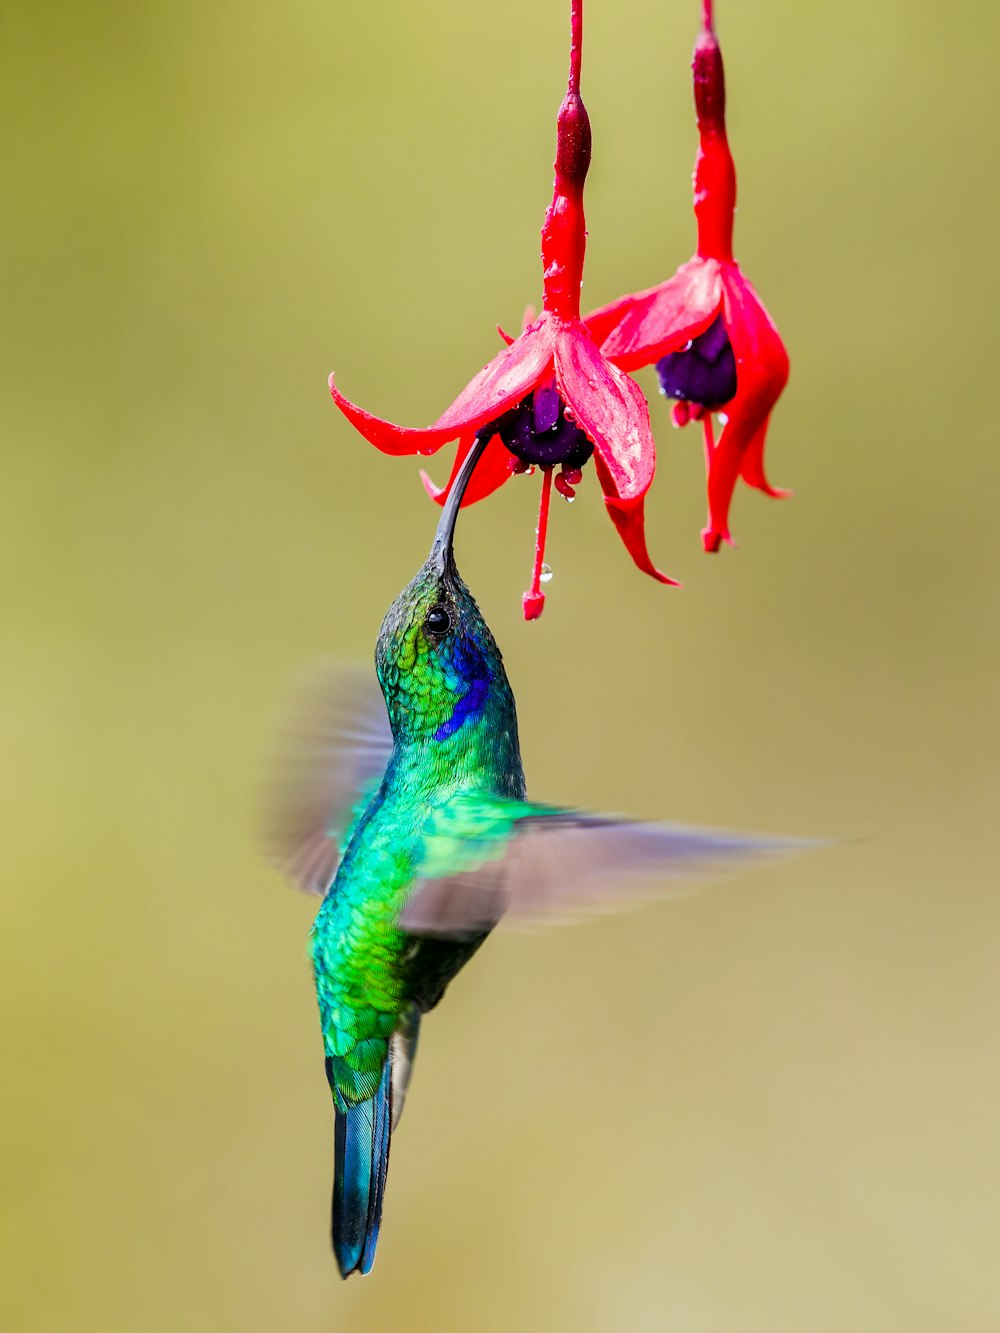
[432,317,556,432]
[739,413,793,499]
[583,290,642,349]
[701,267,790,546]
[600,486,680,587]
[549,325,676,584]
[591,258,724,371]
[722,268,789,414]
[419,433,514,508]
[554,323,655,504]
[329,374,457,457]
[328,318,555,458]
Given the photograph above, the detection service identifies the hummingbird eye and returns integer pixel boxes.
[424,605,452,637]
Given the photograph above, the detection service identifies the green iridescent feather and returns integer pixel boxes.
[310,557,526,1113]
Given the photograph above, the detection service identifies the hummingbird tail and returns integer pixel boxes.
[329,1010,420,1279]
[331,1060,392,1278]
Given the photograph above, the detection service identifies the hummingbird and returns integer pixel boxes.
[264,438,806,1278]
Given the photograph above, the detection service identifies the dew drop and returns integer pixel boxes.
[717,412,729,426]
[539,564,554,584]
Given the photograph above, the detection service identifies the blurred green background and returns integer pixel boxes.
[3,0,998,1328]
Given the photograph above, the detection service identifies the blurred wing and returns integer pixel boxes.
[260,663,394,895]
[399,808,817,938]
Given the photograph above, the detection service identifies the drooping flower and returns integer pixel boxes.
[588,0,790,553]
[329,0,675,619]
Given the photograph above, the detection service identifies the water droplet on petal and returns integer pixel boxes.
[539,564,554,584]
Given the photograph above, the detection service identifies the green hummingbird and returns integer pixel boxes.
[265,438,804,1278]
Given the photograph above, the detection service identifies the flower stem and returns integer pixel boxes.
[568,0,583,95]
[522,466,554,620]
[701,0,715,34]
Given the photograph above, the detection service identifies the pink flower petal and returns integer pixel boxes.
[432,316,557,433]
[582,291,642,350]
[328,318,556,458]
[590,258,724,371]
[549,326,677,586]
[554,323,655,504]
[739,412,792,499]
[329,375,457,457]
[701,266,790,545]
[420,433,514,508]
[722,268,789,413]
[598,479,679,587]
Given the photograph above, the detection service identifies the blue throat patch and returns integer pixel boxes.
[434,676,489,742]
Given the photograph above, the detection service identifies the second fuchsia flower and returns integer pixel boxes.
[330,0,675,619]
[589,1,790,553]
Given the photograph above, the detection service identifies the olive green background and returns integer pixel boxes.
[3,0,997,1328]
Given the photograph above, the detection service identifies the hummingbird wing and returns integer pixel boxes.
[261,664,394,895]
[399,796,817,939]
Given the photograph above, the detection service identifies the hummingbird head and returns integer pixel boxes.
[375,435,516,748]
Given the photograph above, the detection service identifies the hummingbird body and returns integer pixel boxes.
[310,557,526,1275]
[266,439,807,1278]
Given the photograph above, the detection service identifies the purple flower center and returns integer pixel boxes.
[494,384,594,468]
[655,313,736,409]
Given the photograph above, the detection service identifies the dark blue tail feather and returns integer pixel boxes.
[330,1060,392,1278]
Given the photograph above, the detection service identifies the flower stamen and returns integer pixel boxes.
[702,413,716,471]
[523,466,555,620]
[554,465,583,500]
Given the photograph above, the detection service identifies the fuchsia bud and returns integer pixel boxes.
[691,23,735,263]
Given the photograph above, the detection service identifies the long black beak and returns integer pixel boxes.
[429,431,492,575]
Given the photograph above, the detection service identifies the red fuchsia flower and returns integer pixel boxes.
[329,0,676,619]
[587,0,790,553]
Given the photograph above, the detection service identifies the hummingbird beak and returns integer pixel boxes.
[429,431,492,575]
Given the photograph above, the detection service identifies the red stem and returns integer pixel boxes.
[701,0,714,34]
[541,0,591,320]
[522,466,554,620]
[568,0,583,94]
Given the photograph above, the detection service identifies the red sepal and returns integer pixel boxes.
[554,322,655,505]
[328,319,556,458]
[701,267,790,550]
[590,258,724,371]
[595,471,679,587]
